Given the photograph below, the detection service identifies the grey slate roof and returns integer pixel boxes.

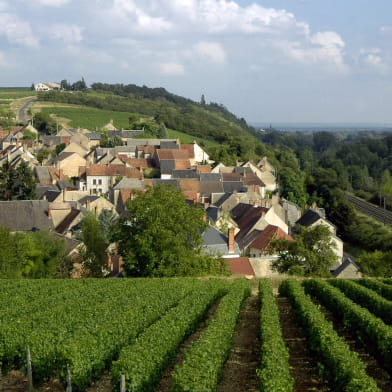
[36,185,59,200]
[331,258,361,278]
[160,141,179,150]
[151,179,179,188]
[222,181,245,193]
[0,200,54,231]
[295,208,321,227]
[78,196,100,206]
[113,178,145,190]
[200,173,222,182]
[213,193,232,208]
[160,160,176,175]
[200,181,224,197]
[202,226,240,256]
[34,167,52,184]
[86,132,101,140]
[206,206,220,222]
[171,170,200,179]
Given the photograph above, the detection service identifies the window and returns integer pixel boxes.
[98,179,102,185]
[98,188,102,194]
[93,179,96,185]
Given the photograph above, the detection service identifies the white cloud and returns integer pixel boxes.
[100,1,347,72]
[194,41,226,64]
[34,0,72,6]
[0,12,38,47]
[359,48,388,73]
[160,62,185,75]
[111,0,172,33]
[48,24,84,44]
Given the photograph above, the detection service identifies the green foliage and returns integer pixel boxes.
[99,133,123,147]
[280,279,380,392]
[33,112,57,134]
[111,280,228,392]
[78,212,109,277]
[0,161,36,200]
[158,122,168,139]
[278,166,307,206]
[258,279,293,392]
[0,226,68,278]
[116,185,227,277]
[271,225,338,277]
[303,279,392,371]
[357,250,392,277]
[356,279,392,301]
[171,280,250,392]
[55,143,66,155]
[328,279,392,325]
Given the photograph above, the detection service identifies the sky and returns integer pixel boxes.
[1,0,392,124]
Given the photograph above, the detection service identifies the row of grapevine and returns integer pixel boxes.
[280,279,380,391]
[258,279,293,392]
[111,280,228,391]
[303,279,392,370]
[170,280,250,392]
[357,279,392,301]
[328,279,392,324]
[0,279,214,391]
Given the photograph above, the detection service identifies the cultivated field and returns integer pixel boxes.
[0,278,391,392]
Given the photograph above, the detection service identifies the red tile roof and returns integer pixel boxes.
[86,164,141,178]
[250,225,293,251]
[195,165,211,173]
[175,160,191,170]
[178,179,200,193]
[156,149,190,161]
[228,257,254,275]
[179,144,195,158]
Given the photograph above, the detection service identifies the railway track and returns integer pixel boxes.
[346,194,392,226]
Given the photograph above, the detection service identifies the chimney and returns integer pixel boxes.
[47,207,52,218]
[228,228,235,253]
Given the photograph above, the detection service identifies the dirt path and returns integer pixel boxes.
[277,298,330,392]
[314,300,392,391]
[217,294,260,392]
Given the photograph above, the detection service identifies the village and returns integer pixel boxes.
[0,121,360,279]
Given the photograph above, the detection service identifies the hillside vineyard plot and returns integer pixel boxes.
[0,278,391,392]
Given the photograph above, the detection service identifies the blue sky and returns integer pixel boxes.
[1,0,392,124]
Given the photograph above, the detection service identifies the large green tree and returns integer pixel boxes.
[0,161,36,200]
[78,212,109,277]
[271,225,338,277]
[116,185,226,277]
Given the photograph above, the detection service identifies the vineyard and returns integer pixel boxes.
[0,278,391,391]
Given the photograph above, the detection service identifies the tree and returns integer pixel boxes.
[78,212,109,277]
[33,112,57,135]
[200,94,206,105]
[115,185,226,277]
[158,122,168,139]
[271,225,338,277]
[357,250,392,277]
[0,161,36,200]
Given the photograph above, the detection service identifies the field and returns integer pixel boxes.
[0,278,391,392]
[39,106,132,130]
[0,88,36,99]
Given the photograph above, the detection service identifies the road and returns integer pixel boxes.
[18,97,37,123]
[346,194,392,226]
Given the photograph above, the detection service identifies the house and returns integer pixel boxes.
[202,226,240,258]
[296,208,343,266]
[0,200,54,231]
[61,142,89,158]
[78,196,118,216]
[35,82,61,91]
[54,152,87,178]
[85,164,142,195]
[248,225,293,258]
[332,258,362,279]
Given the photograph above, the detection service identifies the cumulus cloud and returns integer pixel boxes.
[100,0,347,72]
[48,24,84,44]
[110,0,172,33]
[359,48,388,72]
[160,62,185,75]
[0,12,38,46]
[194,41,226,64]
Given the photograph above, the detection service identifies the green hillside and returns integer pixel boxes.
[37,85,270,164]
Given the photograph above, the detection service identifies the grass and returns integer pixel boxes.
[40,106,132,130]
[167,128,219,148]
[0,88,36,99]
